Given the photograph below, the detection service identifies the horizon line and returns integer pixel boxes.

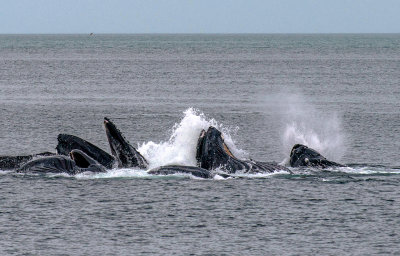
[1,32,399,35]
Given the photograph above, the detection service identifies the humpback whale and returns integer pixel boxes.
[289,144,344,168]
[0,152,55,170]
[196,126,289,174]
[104,117,148,169]
[18,149,106,174]
[56,134,115,169]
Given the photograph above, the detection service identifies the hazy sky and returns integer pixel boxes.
[0,0,398,34]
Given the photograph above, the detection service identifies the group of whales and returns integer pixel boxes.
[0,117,344,178]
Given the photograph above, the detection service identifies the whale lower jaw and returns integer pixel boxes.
[104,117,148,169]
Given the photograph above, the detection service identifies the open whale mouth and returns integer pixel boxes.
[69,149,107,172]
[104,117,123,157]
[70,150,92,168]
[104,117,134,161]
[196,126,238,169]
[199,127,236,157]
[103,117,148,169]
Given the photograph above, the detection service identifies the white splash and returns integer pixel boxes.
[138,108,247,169]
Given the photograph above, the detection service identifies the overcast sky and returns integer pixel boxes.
[0,0,398,34]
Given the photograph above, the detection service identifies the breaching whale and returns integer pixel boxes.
[196,126,289,174]
[0,152,55,170]
[104,117,148,169]
[289,144,344,168]
[18,149,106,174]
[56,134,115,169]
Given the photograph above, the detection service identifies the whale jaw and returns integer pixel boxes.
[104,117,148,169]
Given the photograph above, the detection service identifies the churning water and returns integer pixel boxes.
[0,34,400,255]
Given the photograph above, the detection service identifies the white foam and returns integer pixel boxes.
[213,174,229,180]
[138,108,248,169]
[0,170,14,175]
[76,168,216,180]
[75,168,149,179]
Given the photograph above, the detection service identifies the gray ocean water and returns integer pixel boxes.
[1,34,400,255]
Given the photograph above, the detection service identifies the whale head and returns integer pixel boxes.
[104,117,148,169]
[196,126,236,170]
[196,126,290,174]
[289,144,343,168]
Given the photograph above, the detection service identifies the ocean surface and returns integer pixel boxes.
[0,34,399,255]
